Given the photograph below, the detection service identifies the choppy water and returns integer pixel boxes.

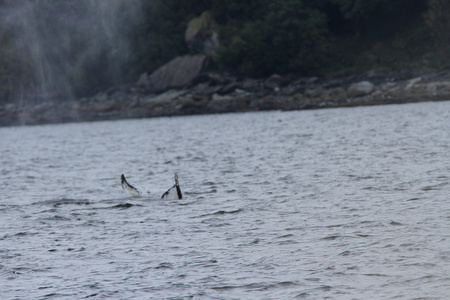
[1,101,450,299]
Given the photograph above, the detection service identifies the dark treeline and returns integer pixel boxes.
[0,0,449,101]
[133,0,431,76]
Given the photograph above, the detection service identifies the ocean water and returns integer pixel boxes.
[1,101,449,299]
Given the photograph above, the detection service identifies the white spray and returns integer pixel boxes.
[1,0,142,101]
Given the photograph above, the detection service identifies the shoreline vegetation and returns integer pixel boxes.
[1,66,449,127]
[1,1,450,126]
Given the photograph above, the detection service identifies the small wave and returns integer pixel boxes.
[322,234,342,241]
[38,215,71,221]
[407,197,421,201]
[213,209,243,215]
[212,280,300,292]
[111,203,135,209]
[421,182,447,191]
[363,273,389,277]
[195,209,243,218]
[13,232,38,237]
[0,264,20,280]
[154,262,173,269]
[32,198,91,207]
[390,221,403,226]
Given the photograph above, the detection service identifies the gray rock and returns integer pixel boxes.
[264,74,285,90]
[404,77,422,91]
[207,94,230,112]
[305,87,324,98]
[218,82,238,95]
[281,84,306,95]
[149,55,208,92]
[207,94,250,113]
[237,78,261,92]
[347,81,374,97]
[425,81,450,95]
[143,90,188,108]
[93,100,117,112]
[321,87,346,102]
[192,83,222,95]
[137,72,149,86]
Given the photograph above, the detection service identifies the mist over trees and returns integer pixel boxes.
[0,0,448,102]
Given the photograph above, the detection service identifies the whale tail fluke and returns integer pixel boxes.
[161,173,182,200]
[121,174,141,196]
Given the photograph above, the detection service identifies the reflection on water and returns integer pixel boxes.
[1,101,449,299]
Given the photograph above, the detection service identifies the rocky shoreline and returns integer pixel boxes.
[1,67,450,127]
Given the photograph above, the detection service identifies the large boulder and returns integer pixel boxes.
[185,11,219,56]
[149,55,208,92]
[264,74,286,91]
[347,81,374,97]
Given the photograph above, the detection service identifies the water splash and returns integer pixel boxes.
[1,0,142,101]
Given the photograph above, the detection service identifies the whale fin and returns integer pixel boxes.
[161,173,182,200]
[121,174,141,196]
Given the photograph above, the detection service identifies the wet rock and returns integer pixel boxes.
[142,90,188,111]
[404,77,422,91]
[320,87,347,102]
[425,81,450,95]
[347,81,374,97]
[379,82,399,92]
[305,87,324,98]
[254,95,279,110]
[176,94,210,115]
[207,94,231,112]
[4,67,450,127]
[207,94,251,113]
[405,83,426,95]
[93,100,117,112]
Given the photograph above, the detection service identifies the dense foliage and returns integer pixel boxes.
[132,0,430,77]
[0,0,446,101]
[425,0,450,48]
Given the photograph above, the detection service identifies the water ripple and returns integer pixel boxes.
[1,102,449,299]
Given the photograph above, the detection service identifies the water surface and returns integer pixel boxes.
[1,102,450,299]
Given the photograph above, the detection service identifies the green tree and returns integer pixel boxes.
[211,0,267,23]
[216,0,329,77]
[131,0,212,75]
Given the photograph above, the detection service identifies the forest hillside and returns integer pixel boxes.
[0,0,448,103]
